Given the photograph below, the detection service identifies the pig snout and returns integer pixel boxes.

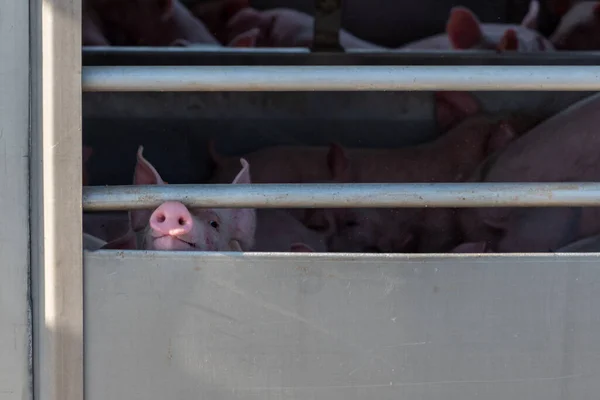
[149,201,196,250]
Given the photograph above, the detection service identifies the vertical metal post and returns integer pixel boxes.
[30,0,83,399]
[312,0,344,52]
[0,0,33,398]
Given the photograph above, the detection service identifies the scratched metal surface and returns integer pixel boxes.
[85,252,600,400]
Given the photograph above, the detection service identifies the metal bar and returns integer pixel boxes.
[83,65,600,92]
[83,183,600,211]
[0,0,32,398]
[30,0,83,399]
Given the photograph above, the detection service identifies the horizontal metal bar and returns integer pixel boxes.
[82,65,600,91]
[83,46,309,54]
[83,183,600,211]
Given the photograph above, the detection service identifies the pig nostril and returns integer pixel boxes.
[178,217,186,226]
[157,214,166,223]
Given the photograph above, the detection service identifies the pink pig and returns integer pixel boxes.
[459,93,600,253]
[400,3,554,52]
[225,3,553,52]
[103,147,321,252]
[550,1,600,50]
[103,146,256,251]
[306,113,541,253]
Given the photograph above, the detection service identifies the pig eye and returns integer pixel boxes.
[345,220,358,228]
[209,220,219,230]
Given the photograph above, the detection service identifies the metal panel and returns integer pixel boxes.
[85,252,600,400]
[81,48,600,66]
[83,65,600,92]
[83,183,600,211]
[0,0,32,398]
[29,0,83,399]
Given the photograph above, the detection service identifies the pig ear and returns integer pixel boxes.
[487,121,517,155]
[435,91,481,131]
[101,229,138,250]
[229,158,256,249]
[521,0,539,29]
[290,242,316,252]
[134,146,166,186]
[327,142,351,182]
[446,6,483,49]
[228,207,257,250]
[497,29,519,51]
[131,146,164,233]
[452,241,488,253]
[232,158,251,184]
[227,27,260,47]
[228,239,243,252]
[157,0,175,21]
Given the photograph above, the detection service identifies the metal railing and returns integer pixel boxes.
[83,65,600,92]
[83,183,600,211]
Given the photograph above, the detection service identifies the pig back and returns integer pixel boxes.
[210,146,330,184]
[253,209,327,252]
[483,93,600,184]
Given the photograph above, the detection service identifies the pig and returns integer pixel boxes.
[459,92,600,253]
[91,0,221,46]
[549,1,600,50]
[252,209,327,252]
[226,4,553,52]
[103,146,321,252]
[398,4,554,52]
[102,146,256,251]
[304,113,540,253]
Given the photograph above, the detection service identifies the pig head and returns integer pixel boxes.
[103,146,256,251]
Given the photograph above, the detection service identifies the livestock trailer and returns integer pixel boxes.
[3,0,600,399]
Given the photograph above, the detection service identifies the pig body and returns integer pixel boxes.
[226,4,553,52]
[304,113,539,253]
[459,93,600,252]
[550,1,600,50]
[91,0,220,46]
[253,209,327,252]
[209,143,331,184]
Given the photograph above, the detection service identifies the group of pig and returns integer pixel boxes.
[83,90,600,254]
[83,0,600,51]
